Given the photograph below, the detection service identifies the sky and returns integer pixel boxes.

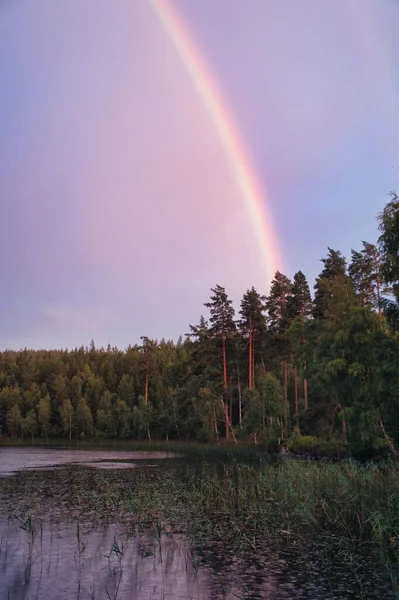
[0,0,398,350]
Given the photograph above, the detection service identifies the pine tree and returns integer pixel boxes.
[314,279,394,448]
[239,287,266,389]
[37,395,51,439]
[140,337,157,405]
[118,374,135,409]
[76,397,93,436]
[378,192,399,330]
[313,248,347,319]
[60,398,74,441]
[286,271,312,414]
[204,285,236,439]
[349,242,388,323]
[265,271,293,333]
[378,192,399,284]
[265,272,293,430]
[23,409,38,440]
[287,271,312,319]
[7,403,22,438]
[186,315,217,387]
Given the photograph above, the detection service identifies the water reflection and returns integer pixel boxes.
[0,448,396,599]
[0,447,179,476]
[0,516,393,599]
[0,519,205,600]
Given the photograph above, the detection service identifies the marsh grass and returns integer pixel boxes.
[1,455,399,595]
[3,460,399,542]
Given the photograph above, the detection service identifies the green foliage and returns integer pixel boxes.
[196,387,223,442]
[286,431,318,452]
[7,403,22,438]
[239,286,266,335]
[349,242,389,313]
[378,192,399,330]
[37,395,51,439]
[258,371,284,428]
[76,397,93,436]
[286,431,347,457]
[242,388,262,436]
[204,284,236,338]
[288,270,312,319]
[378,192,399,284]
[22,409,38,440]
[60,399,74,440]
[0,196,398,456]
[265,271,293,333]
[313,248,347,319]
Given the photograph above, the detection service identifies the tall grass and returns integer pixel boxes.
[1,455,399,590]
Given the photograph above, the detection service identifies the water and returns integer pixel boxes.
[0,447,396,599]
[0,519,204,600]
[0,447,179,476]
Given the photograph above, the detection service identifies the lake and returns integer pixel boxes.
[0,446,397,599]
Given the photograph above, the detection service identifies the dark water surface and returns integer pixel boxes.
[0,447,396,599]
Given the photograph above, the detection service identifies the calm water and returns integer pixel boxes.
[0,447,179,476]
[0,447,396,599]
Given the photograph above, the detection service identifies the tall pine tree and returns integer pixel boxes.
[204,285,236,439]
[265,271,293,431]
[349,241,388,323]
[378,192,399,331]
[239,287,266,390]
[313,248,347,319]
[287,271,312,319]
[286,271,312,418]
[265,271,293,333]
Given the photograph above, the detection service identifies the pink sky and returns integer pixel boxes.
[0,0,398,349]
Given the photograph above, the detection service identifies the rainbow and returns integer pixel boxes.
[150,0,282,281]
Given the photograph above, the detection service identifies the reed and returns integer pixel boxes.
[2,454,399,593]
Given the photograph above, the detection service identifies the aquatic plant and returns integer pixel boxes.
[2,454,399,596]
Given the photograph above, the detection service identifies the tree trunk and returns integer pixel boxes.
[303,376,308,411]
[213,405,219,443]
[219,395,236,444]
[252,331,256,389]
[283,361,288,435]
[294,367,299,432]
[229,375,233,425]
[145,353,149,405]
[173,399,180,438]
[222,334,229,440]
[341,418,347,443]
[379,416,399,457]
[301,314,308,410]
[237,363,242,428]
[249,316,253,389]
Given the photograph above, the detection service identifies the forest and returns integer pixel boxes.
[1,193,399,457]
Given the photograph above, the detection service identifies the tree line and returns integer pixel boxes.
[1,193,399,454]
